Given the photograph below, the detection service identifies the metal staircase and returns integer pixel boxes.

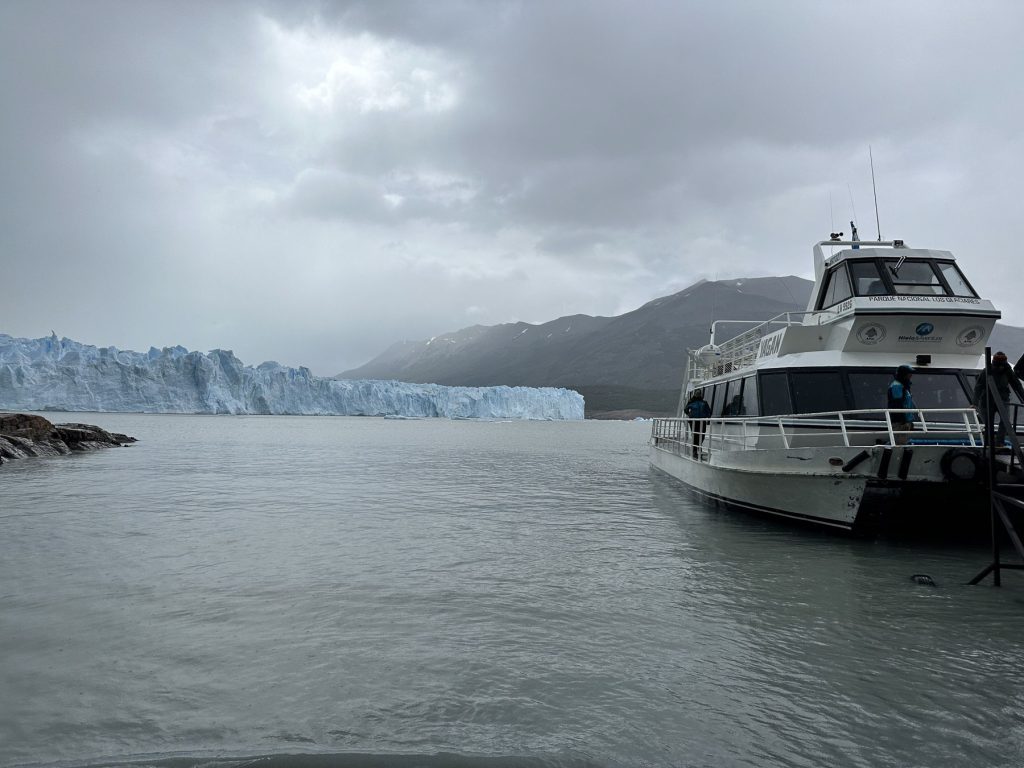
[969,348,1024,586]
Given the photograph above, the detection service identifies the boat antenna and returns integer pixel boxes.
[869,145,881,241]
[846,182,859,228]
[709,270,718,335]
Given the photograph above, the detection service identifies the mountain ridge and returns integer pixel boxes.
[341,274,1024,416]
[340,276,814,392]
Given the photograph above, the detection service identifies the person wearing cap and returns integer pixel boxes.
[973,351,1024,448]
[887,364,916,443]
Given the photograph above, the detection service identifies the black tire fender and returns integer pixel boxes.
[940,448,982,482]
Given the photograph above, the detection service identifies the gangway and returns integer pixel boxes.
[969,348,1024,586]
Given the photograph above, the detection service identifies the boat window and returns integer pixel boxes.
[790,371,847,414]
[759,372,792,416]
[963,371,980,404]
[848,260,886,296]
[700,384,716,415]
[963,370,1018,405]
[704,382,720,417]
[936,262,977,297]
[817,271,835,309]
[848,369,975,422]
[716,382,733,417]
[912,372,973,420]
[818,264,853,309]
[848,372,893,419]
[741,376,758,416]
[723,378,744,415]
[884,259,945,295]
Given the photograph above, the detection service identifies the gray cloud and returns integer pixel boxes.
[2,0,1023,375]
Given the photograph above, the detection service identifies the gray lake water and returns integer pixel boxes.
[2,414,1023,768]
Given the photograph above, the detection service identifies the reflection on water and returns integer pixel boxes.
[1,414,1022,768]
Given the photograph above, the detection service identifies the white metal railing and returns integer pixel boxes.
[686,312,813,384]
[651,408,985,460]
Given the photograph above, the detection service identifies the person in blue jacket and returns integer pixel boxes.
[887,365,916,443]
[684,389,711,458]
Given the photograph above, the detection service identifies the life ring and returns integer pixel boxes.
[940,448,982,482]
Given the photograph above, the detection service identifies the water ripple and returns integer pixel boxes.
[2,416,1023,768]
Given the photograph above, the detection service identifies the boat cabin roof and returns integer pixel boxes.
[813,247,978,310]
[681,238,999,396]
[823,246,956,268]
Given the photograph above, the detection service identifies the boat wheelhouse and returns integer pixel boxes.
[650,237,1014,534]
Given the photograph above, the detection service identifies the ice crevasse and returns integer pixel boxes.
[0,334,585,420]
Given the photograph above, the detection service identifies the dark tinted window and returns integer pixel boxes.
[711,383,726,416]
[791,371,848,414]
[964,371,1018,406]
[817,270,835,309]
[741,376,758,416]
[701,385,716,415]
[819,265,853,308]
[971,370,1023,404]
[912,372,972,420]
[849,260,885,296]
[848,372,893,419]
[724,378,743,415]
[963,371,980,399]
[751,368,979,420]
[760,372,792,416]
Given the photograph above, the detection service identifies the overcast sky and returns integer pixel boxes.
[2,1,1023,375]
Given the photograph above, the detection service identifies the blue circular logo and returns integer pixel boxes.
[915,322,934,336]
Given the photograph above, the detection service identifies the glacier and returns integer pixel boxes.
[0,334,585,420]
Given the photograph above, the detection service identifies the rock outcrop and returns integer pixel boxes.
[0,413,136,465]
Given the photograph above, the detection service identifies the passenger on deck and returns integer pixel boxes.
[1015,352,1024,381]
[724,394,744,416]
[865,279,886,296]
[973,351,1024,448]
[684,390,711,459]
[887,365,916,444]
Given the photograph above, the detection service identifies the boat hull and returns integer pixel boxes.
[649,444,866,530]
[650,443,992,536]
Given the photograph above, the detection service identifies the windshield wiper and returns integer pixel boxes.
[891,254,907,276]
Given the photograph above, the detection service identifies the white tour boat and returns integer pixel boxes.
[650,234,1015,535]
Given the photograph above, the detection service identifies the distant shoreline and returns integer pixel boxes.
[588,409,673,420]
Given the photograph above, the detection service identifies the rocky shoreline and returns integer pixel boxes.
[0,413,136,465]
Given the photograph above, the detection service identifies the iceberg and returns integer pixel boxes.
[0,334,585,420]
